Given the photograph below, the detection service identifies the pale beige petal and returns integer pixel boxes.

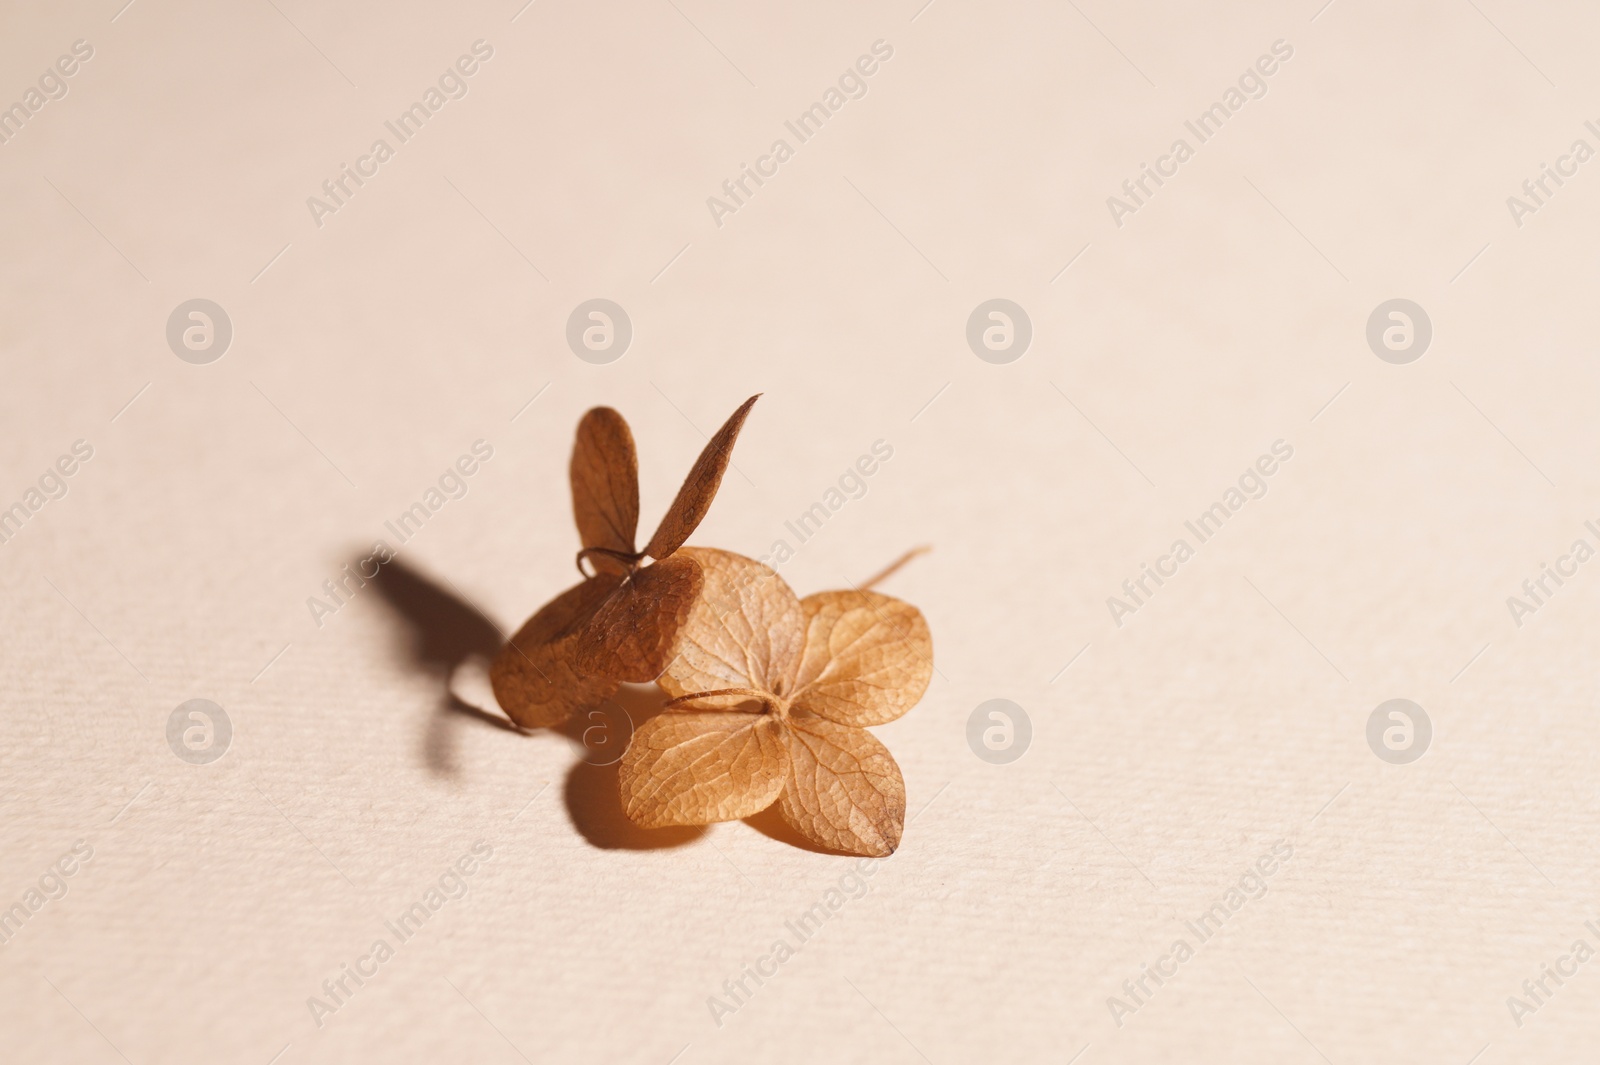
[619,712,789,827]
[790,590,933,726]
[659,548,805,700]
[778,715,905,857]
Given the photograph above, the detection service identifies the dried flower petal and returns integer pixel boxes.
[490,574,623,728]
[659,547,804,700]
[641,395,760,561]
[570,407,640,575]
[778,714,905,856]
[790,591,933,727]
[619,711,789,827]
[575,554,704,682]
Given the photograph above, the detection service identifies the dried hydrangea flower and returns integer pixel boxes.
[490,397,759,727]
[619,548,933,856]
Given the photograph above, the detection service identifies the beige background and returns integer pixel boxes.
[3,0,1599,1062]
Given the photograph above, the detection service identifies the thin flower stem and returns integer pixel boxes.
[859,545,932,591]
[575,546,642,577]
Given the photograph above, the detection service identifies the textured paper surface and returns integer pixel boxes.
[2,2,1598,1063]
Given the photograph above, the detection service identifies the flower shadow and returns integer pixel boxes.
[557,683,705,850]
[366,554,703,850]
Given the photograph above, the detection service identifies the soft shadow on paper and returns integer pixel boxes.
[366,554,704,850]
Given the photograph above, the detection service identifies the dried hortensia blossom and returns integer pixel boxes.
[618,548,933,857]
[573,394,759,682]
[490,397,760,728]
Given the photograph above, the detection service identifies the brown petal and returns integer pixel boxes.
[619,711,788,827]
[490,574,623,728]
[575,554,704,682]
[778,715,905,857]
[790,591,933,727]
[641,395,759,560]
[570,407,640,574]
[658,548,804,701]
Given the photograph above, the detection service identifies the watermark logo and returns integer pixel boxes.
[1366,299,1430,364]
[705,40,894,229]
[966,299,1031,364]
[0,39,95,148]
[308,440,494,630]
[754,439,893,572]
[1107,441,1294,627]
[1107,840,1292,1028]
[0,840,93,949]
[579,703,633,766]
[167,699,231,764]
[1366,699,1430,764]
[708,857,882,1027]
[1505,123,1600,229]
[0,439,93,548]
[1105,39,1294,228]
[307,841,494,1029]
[566,299,631,364]
[306,41,494,228]
[1507,920,1600,1029]
[967,699,1031,764]
[166,299,232,364]
[1505,520,1600,628]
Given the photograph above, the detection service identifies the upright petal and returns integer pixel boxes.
[570,407,640,573]
[641,395,759,560]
